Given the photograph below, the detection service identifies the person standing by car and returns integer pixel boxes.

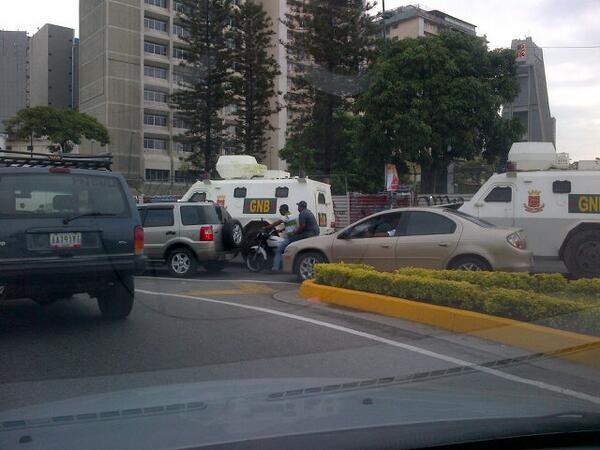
[270,201,320,273]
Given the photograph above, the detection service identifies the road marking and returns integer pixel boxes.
[183,289,242,296]
[137,288,600,406]
[137,276,298,285]
[181,284,275,297]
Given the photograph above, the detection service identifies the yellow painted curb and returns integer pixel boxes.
[300,280,600,368]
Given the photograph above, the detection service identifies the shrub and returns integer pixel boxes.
[565,278,600,299]
[394,268,569,294]
[315,264,590,323]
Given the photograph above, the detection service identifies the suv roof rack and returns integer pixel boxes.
[0,150,113,171]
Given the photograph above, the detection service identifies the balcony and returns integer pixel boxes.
[143,0,171,18]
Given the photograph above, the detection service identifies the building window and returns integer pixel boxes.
[144,17,168,33]
[175,171,199,183]
[173,71,189,86]
[145,0,167,8]
[173,47,189,60]
[173,1,188,14]
[144,89,168,103]
[173,117,190,129]
[318,192,326,204]
[144,40,168,56]
[175,142,193,152]
[173,24,191,38]
[144,113,168,127]
[144,137,168,150]
[144,65,168,79]
[145,169,170,182]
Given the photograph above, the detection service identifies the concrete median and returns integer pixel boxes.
[300,280,600,369]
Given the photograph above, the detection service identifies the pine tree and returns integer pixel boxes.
[229,1,281,160]
[282,0,378,177]
[171,0,233,174]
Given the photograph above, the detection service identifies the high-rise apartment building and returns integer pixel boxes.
[381,5,476,40]
[79,0,288,192]
[0,31,29,132]
[502,37,556,146]
[29,24,77,109]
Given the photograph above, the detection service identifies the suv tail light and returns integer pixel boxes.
[200,226,214,241]
[507,232,526,250]
[134,225,144,255]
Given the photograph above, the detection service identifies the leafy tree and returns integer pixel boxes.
[282,0,378,178]
[229,0,281,160]
[171,0,233,174]
[356,32,524,193]
[4,106,109,153]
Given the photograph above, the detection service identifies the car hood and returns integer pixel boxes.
[287,233,336,251]
[1,377,598,450]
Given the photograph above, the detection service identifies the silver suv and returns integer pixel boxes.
[138,202,243,277]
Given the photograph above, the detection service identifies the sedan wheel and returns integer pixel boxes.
[296,252,326,282]
[449,256,491,272]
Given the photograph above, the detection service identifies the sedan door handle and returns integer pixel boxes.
[438,243,449,247]
[165,231,176,236]
[381,244,391,248]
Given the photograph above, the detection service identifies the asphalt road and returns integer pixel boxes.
[1,262,599,428]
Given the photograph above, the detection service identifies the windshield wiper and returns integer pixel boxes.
[63,212,117,225]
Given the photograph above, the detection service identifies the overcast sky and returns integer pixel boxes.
[1,0,598,160]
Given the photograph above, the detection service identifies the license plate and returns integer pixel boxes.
[50,232,82,249]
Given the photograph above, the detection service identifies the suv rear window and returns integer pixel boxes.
[180,205,221,225]
[0,173,129,218]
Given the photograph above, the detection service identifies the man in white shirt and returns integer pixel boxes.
[267,204,297,238]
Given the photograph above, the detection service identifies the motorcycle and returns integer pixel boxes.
[245,228,284,272]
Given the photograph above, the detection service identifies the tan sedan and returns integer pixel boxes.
[282,207,533,281]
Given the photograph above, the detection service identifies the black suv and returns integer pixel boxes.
[0,151,146,319]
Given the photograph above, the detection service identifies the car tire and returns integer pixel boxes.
[97,275,134,320]
[222,219,243,251]
[296,252,327,282]
[564,230,600,278]
[204,261,227,273]
[448,255,492,272]
[167,247,198,278]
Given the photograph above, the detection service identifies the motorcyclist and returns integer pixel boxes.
[268,201,319,273]
[266,204,297,238]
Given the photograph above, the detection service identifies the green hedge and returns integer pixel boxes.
[393,267,569,294]
[315,264,593,323]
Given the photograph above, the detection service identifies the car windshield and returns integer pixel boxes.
[2,1,600,449]
[0,173,129,218]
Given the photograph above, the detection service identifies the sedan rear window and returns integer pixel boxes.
[180,206,220,225]
[404,211,457,236]
[0,173,129,218]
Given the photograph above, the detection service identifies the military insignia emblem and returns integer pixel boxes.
[524,190,544,213]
